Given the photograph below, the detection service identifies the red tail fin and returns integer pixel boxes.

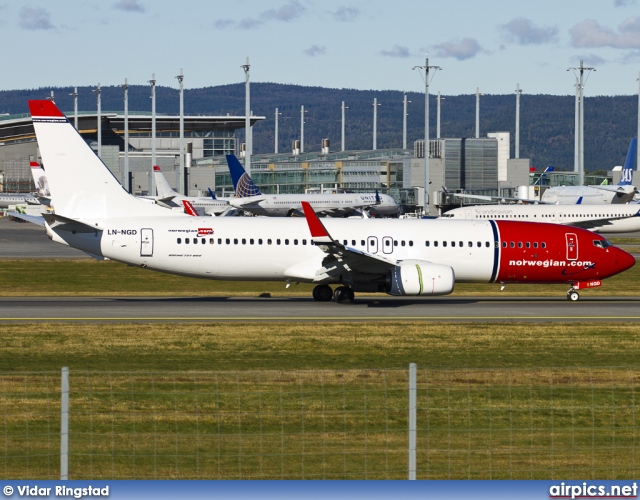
[182,200,198,216]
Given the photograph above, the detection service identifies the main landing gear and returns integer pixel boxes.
[312,285,354,303]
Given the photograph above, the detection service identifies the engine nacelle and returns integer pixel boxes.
[385,260,455,296]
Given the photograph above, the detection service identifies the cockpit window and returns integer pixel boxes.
[593,239,612,249]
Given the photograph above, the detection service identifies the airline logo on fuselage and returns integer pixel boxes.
[198,228,214,236]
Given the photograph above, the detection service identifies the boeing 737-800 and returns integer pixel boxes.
[225,154,400,217]
[28,100,635,302]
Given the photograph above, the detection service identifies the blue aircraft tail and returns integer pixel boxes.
[619,138,636,186]
[225,154,262,197]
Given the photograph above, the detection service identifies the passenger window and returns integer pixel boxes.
[294,239,298,245]
[502,241,506,248]
[185,238,190,244]
[401,241,405,247]
[469,241,473,247]
[242,238,246,245]
[277,239,281,245]
[258,239,263,245]
[434,241,438,247]
[533,242,538,248]
[201,238,206,244]
[343,240,348,245]
[385,240,390,247]
[443,241,447,247]
[268,239,272,245]
[485,242,490,247]
[193,238,198,245]
[459,241,463,247]
[225,238,230,245]
[361,240,365,246]
[234,238,238,245]
[525,242,530,248]
[352,240,356,246]
[518,242,523,248]
[394,240,398,246]
[542,242,546,248]
[285,239,289,245]
[425,241,430,247]
[250,239,254,245]
[510,242,515,248]
[302,239,307,245]
[477,242,481,247]
[177,238,181,244]
[209,238,214,244]
[409,241,413,247]
[218,238,222,244]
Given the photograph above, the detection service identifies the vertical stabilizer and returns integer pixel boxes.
[225,154,262,197]
[153,165,178,198]
[28,100,182,221]
[619,138,636,186]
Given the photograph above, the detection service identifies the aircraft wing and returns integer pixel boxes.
[301,201,397,280]
[229,197,266,209]
[6,211,45,226]
[565,210,640,230]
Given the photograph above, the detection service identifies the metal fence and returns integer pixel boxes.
[1,367,638,480]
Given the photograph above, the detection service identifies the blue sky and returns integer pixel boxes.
[2,0,640,96]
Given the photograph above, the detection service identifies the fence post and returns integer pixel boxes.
[409,363,417,480]
[61,367,69,480]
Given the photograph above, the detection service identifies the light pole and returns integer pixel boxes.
[515,84,523,159]
[149,73,156,196]
[412,56,441,213]
[274,107,282,154]
[341,101,348,151]
[403,94,410,149]
[436,91,444,139]
[568,60,595,186]
[176,69,185,194]
[373,98,380,150]
[242,57,251,175]
[92,83,101,158]
[300,105,307,153]
[123,78,129,192]
[475,87,482,139]
[69,87,78,130]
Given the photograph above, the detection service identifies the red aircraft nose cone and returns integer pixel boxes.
[617,248,636,273]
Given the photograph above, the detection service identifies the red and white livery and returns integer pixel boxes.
[28,100,635,302]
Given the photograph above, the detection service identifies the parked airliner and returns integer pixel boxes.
[442,203,640,234]
[225,154,400,217]
[150,165,231,216]
[28,100,635,302]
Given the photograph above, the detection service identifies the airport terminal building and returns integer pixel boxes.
[2,106,608,214]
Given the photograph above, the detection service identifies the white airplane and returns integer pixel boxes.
[450,138,638,206]
[151,165,231,216]
[28,99,635,302]
[225,154,400,217]
[442,203,640,234]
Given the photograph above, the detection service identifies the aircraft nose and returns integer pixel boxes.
[614,247,636,274]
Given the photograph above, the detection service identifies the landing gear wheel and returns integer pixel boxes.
[312,284,333,302]
[567,291,580,301]
[334,286,355,304]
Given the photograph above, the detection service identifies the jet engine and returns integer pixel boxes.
[385,260,455,296]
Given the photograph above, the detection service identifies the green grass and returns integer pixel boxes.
[0,258,639,297]
[1,322,640,480]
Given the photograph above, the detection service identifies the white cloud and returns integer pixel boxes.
[216,1,305,30]
[113,0,145,13]
[501,17,558,45]
[380,45,411,58]
[432,38,482,60]
[304,45,326,57]
[330,6,359,22]
[570,17,640,49]
[19,6,54,30]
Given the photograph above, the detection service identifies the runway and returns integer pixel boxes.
[1,295,639,323]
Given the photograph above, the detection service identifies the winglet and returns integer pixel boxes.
[375,189,381,204]
[576,196,583,205]
[301,201,334,245]
[182,199,198,216]
[208,188,217,200]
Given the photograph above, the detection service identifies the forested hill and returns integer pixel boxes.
[1,83,637,172]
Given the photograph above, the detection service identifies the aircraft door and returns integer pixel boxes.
[382,236,393,254]
[367,236,378,254]
[140,228,154,257]
[565,233,578,261]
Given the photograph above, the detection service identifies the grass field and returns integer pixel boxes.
[1,322,640,479]
[1,253,639,480]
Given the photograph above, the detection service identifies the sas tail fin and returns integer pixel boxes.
[619,138,636,186]
[225,154,262,197]
[28,100,181,221]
